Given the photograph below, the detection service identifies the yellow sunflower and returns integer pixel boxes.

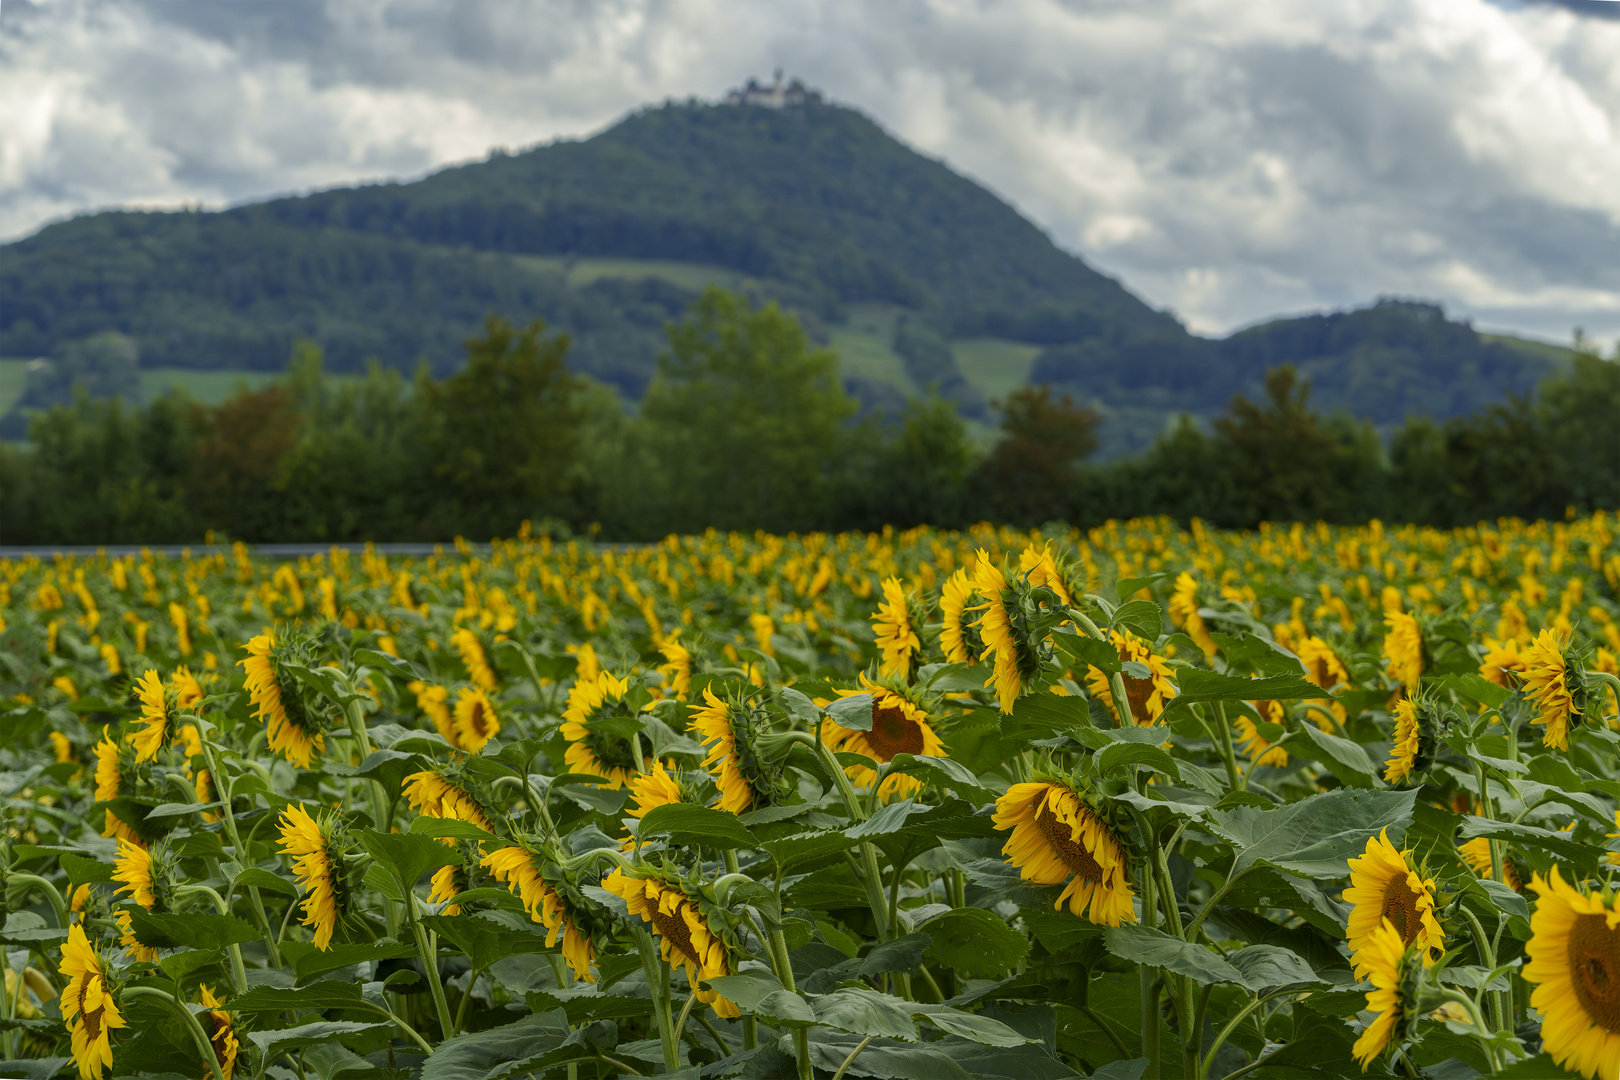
[481,846,594,981]
[198,985,239,1080]
[1019,542,1075,606]
[429,864,464,916]
[658,636,692,699]
[1479,637,1527,689]
[1523,628,1580,750]
[1343,828,1445,971]
[452,686,500,753]
[821,677,946,802]
[561,671,641,789]
[603,870,738,1017]
[1298,635,1351,692]
[402,770,494,833]
[1383,611,1424,689]
[1384,698,1423,784]
[452,627,499,693]
[1235,701,1288,769]
[1350,917,1419,1071]
[128,670,170,763]
[692,688,754,813]
[1169,572,1217,658]
[51,730,76,765]
[240,633,324,768]
[277,803,343,950]
[59,923,126,1080]
[408,680,458,747]
[1082,630,1177,726]
[170,666,204,711]
[992,781,1135,926]
[112,837,159,912]
[1456,836,1525,892]
[873,576,923,679]
[93,736,141,846]
[1524,867,1620,1080]
[938,567,984,666]
[627,761,686,823]
[971,552,1024,713]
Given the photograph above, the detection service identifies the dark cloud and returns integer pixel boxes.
[1,0,1615,347]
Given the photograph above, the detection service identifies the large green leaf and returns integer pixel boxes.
[909,1003,1034,1047]
[418,1010,582,1080]
[423,912,548,971]
[1205,788,1418,878]
[804,1032,972,1080]
[1456,816,1595,866]
[811,986,919,1042]
[1110,600,1163,642]
[1281,724,1381,789]
[1225,945,1330,992]
[1160,671,1328,724]
[281,939,420,982]
[635,802,757,850]
[229,982,366,1013]
[122,908,260,952]
[247,1022,390,1062]
[1102,924,1243,986]
[359,827,461,885]
[703,970,818,1027]
[921,907,1031,979]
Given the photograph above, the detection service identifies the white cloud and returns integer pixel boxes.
[0,0,1616,348]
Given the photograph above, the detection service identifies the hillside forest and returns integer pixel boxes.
[1,289,1615,545]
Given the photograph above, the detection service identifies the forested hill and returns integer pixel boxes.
[0,92,1566,447]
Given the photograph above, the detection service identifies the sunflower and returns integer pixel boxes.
[568,642,602,686]
[198,986,239,1080]
[561,671,641,789]
[873,576,923,679]
[1019,542,1075,606]
[658,636,692,699]
[51,730,76,765]
[482,846,595,981]
[1524,867,1620,1080]
[1384,698,1424,785]
[603,870,738,1017]
[277,803,344,950]
[112,837,161,912]
[402,770,494,833]
[1082,630,1177,726]
[691,688,761,813]
[93,736,141,846]
[452,627,499,693]
[1343,828,1445,970]
[1479,637,1527,689]
[972,552,1039,713]
[821,677,946,802]
[1298,635,1351,692]
[1523,628,1582,750]
[1350,918,1422,1071]
[408,680,457,746]
[992,781,1135,926]
[1456,836,1526,892]
[452,686,500,753]
[170,666,204,711]
[938,567,985,666]
[128,670,171,763]
[626,761,688,825]
[1169,572,1217,658]
[60,923,126,1080]
[1383,611,1424,689]
[429,864,464,916]
[240,633,324,768]
[1235,701,1288,769]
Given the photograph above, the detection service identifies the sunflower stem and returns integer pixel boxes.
[1456,905,1507,1033]
[121,986,228,1080]
[1199,990,1289,1080]
[5,874,67,928]
[401,882,455,1039]
[1211,701,1245,793]
[830,1034,876,1080]
[177,884,251,994]
[633,926,679,1071]
[202,740,282,968]
[767,926,814,1080]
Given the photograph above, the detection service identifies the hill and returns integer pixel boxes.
[0,89,1569,451]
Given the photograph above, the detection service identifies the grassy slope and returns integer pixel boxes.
[141,368,276,405]
[0,359,29,416]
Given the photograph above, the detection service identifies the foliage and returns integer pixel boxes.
[0,333,141,439]
[975,385,1101,527]
[1,512,1618,1078]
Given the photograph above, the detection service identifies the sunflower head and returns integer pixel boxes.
[452,627,500,693]
[1383,610,1426,689]
[276,803,359,951]
[1350,917,1434,1071]
[938,567,987,666]
[1168,572,1217,658]
[872,576,927,680]
[59,922,127,1080]
[451,686,501,753]
[197,985,239,1080]
[658,635,695,699]
[561,671,649,789]
[1083,630,1177,726]
[238,628,331,768]
[603,866,742,1017]
[1343,828,1446,970]
[1523,628,1600,751]
[1383,695,1446,786]
[822,675,947,802]
[112,837,173,913]
[692,687,791,813]
[1524,867,1620,1080]
[971,551,1069,713]
[128,670,175,763]
[992,777,1136,926]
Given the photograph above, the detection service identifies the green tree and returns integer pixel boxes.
[418,316,582,539]
[640,288,854,533]
[840,394,979,529]
[976,384,1099,525]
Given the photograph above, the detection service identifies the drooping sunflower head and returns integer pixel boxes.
[276,803,353,951]
[603,869,740,1017]
[1343,828,1446,971]
[480,845,597,981]
[59,922,127,1080]
[92,736,143,846]
[1169,572,1217,658]
[452,686,501,753]
[238,630,328,768]
[1382,611,1426,689]
[561,671,643,789]
[1350,917,1428,1071]
[402,767,495,833]
[112,836,171,913]
[992,779,1136,926]
[1235,700,1289,769]
[938,567,986,666]
[1523,628,1596,751]
[626,760,697,822]
[1082,630,1177,727]
[1524,867,1620,1080]
[408,680,457,746]
[452,627,499,693]
[658,635,693,699]
[197,985,239,1080]
[822,676,946,802]
[1018,541,1085,608]
[872,576,926,680]
[128,670,173,763]
[691,687,788,813]
[169,666,205,711]
[1479,637,1527,689]
[971,551,1066,714]
[1383,697,1442,785]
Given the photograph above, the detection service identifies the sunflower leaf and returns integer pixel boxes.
[635,802,757,850]
[122,907,260,951]
[1206,788,1418,879]
[919,907,1030,979]
[1102,924,1244,986]
[1110,601,1162,642]
[827,694,875,731]
[247,1021,391,1061]
[359,827,461,887]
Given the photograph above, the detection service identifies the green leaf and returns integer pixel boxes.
[811,986,919,1042]
[760,829,863,875]
[1282,724,1381,789]
[233,867,299,898]
[920,907,1031,979]
[635,802,757,850]
[354,648,424,681]
[1001,692,1094,739]
[1161,671,1328,724]
[423,913,548,971]
[247,1022,390,1061]
[909,1003,1034,1047]
[703,970,819,1027]
[59,852,115,886]
[409,815,497,844]
[282,939,421,982]
[1102,924,1243,986]
[356,749,424,794]
[1225,945,1329,992]
[303,1041,382,1080]
[804,1032,973,1080]
[415,1010,582,1080]
[1117,572,1173,599]
[1434,673,1514,710]
[1457,816,1595,866]
[1053,631,1120,674]
[1111,600,1162,642]
[1094,741,1180,781]
[884,754,993,801]
[523,986,653,1024]
[122,908,260,951]
[229,982,367,1013]
[359,827,460,885]
[158,948,227,983]
[779,688,823,724]
[827,694,875,731]
[1205,788,1418,878]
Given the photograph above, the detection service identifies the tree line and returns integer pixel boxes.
[0,287,1614,544]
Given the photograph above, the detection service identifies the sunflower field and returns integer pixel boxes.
[3,514,1620,1080]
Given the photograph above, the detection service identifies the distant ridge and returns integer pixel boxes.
[0,82,1568,453]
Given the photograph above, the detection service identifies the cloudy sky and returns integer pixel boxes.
[3,0,1617,347]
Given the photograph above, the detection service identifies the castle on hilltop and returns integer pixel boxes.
[725,71,818,108]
